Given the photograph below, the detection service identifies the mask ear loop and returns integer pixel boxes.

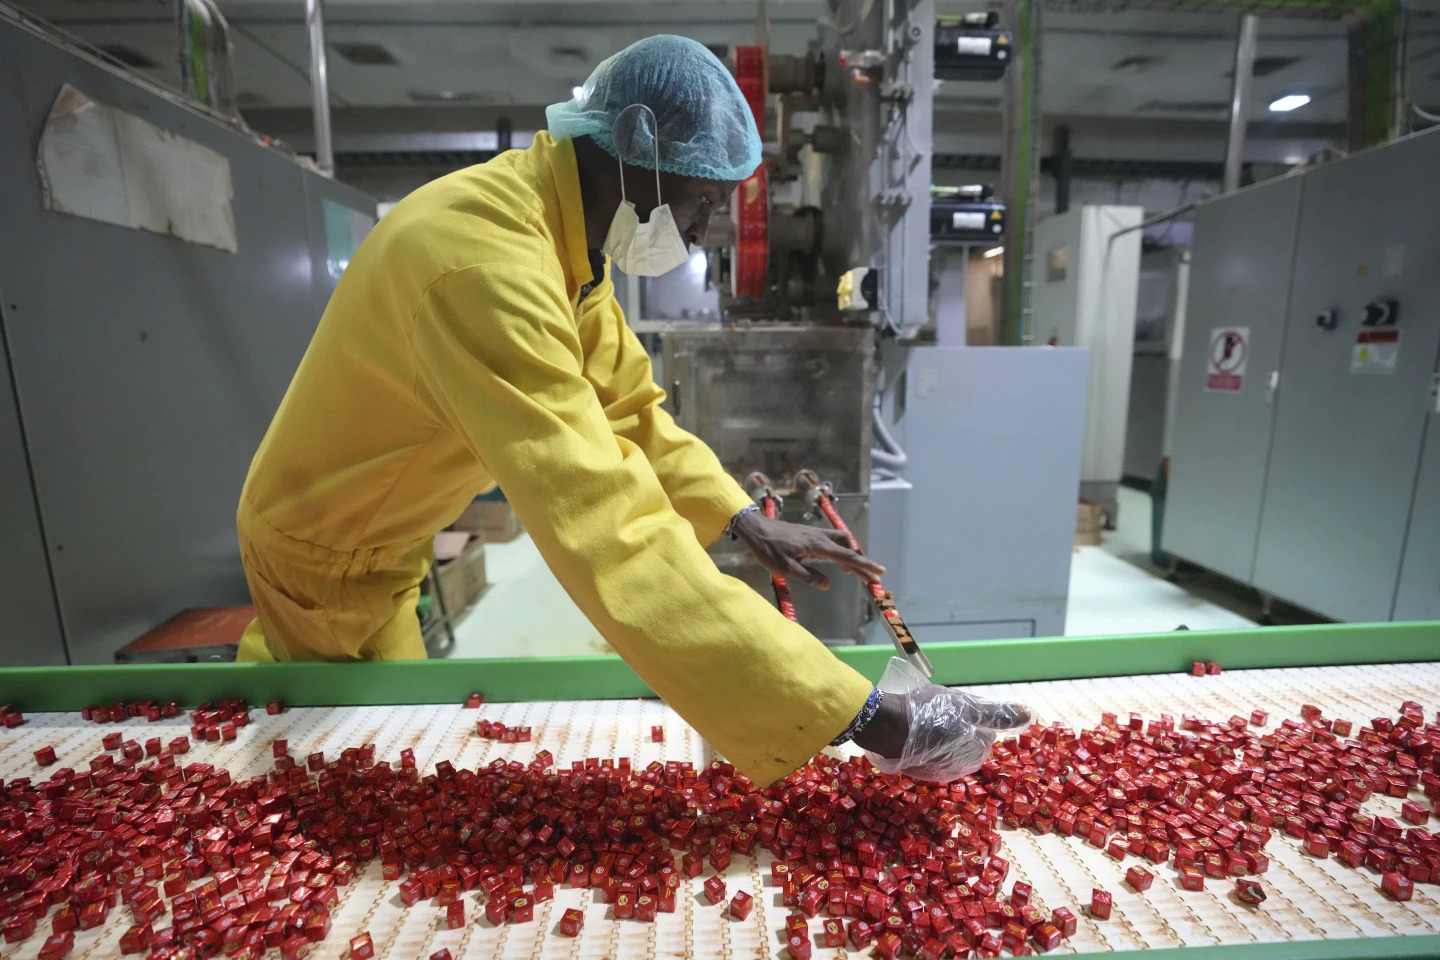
[612,103,662,209]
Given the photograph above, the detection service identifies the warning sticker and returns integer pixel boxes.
[1205,326,1249,393]
[1352,328,1400,375]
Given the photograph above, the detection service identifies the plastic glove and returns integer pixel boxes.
[863,657,1033,783]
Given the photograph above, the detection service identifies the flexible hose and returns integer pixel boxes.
[817,494,885,601]
[871,390,908,470]
[762,496,798,622]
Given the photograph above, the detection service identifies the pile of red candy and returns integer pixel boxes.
[0,696,1435,960]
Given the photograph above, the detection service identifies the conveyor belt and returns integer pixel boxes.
[2,662,1437,959]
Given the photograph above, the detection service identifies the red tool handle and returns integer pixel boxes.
[762,496,798,622]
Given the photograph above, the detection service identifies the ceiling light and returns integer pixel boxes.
[1269,94,1311,113]
[984,246,1004,258]
[572,85,585,100]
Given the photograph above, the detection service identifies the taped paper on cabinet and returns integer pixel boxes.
[37,85,237,252]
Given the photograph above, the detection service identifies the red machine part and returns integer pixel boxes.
[731,45,768,300]
[762,495,798,621]
[816,493,885,602]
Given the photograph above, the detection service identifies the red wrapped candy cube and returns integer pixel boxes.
[729,891,753,920]
[169,736,189,754]
[820,919,844,947]
[429,952,451,960]
[349,934,374,960]
[703,876,726,905]
[1032,922,1062,953]
[1051,906,1076,938]
[119,924,152,955]
[786,933,812,960]
[511,895,533,924]
[40,933,75,960]
[103,731,123,750]
[1305,833,1330,858]
[484,897,507,926]
[1090,889,1112,920]
[465,693,483,708]
[635,894,657,922]
[267,700,284,715]
[1400,801,1429,826]
[1382,872,1414,902]
[614,892,634,919]
[1125,866,1154,893]
[1206,661,1221,675]
[34,746,56,767]
[306,752,324,771]
[559,907,584,937]
[1250,710,1267,726]
[445,902,464,929]
[875,932,901,960]
[3,917,36,943]
[1010,881,1032,906]
[1235,878,1266,905]
[650,726,664,742]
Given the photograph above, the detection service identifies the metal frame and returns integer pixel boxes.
[2,622,1435,711]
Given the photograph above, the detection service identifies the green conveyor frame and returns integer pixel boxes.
[2,620,1438,960]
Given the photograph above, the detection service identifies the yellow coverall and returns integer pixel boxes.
[236,132,873,785]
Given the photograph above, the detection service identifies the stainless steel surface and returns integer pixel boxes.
[1163,177,1303,585]
[867,345,1088,642]
[6,663,1439,958]
[659,325,874,644]
[0,17,374,664]
[662,325,874,497]
[1252,128,1440,622]
[1223,13,1260,193]
[305,0,334,175]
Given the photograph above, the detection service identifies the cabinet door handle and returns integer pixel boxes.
[1265,370,1280,405]
[671,379,682,416]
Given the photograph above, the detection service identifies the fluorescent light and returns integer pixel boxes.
[572,85,585,100]
[984,246,1004,258]
[1268,94,1310,113]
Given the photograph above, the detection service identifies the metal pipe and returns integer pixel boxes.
[196,0,237,118]
[1223,13,1259,193]
[305,0,334,176]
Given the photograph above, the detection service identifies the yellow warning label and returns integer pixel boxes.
[997,35,1010,44]
[989,210,1002,220]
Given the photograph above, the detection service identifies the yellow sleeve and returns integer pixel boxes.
[578,284,753,546]
[411,264,872,785]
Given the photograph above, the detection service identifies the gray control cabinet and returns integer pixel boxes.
[1165,178,1303,586]
[1165,128,1440,622]
[0,17,375,664]
[869,346,1089,642]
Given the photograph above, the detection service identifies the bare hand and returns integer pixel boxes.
[731,511,885,590]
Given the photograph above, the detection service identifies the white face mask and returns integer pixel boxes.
[601,148,690,277]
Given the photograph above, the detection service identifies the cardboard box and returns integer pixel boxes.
[452,501,523,543]
[117,607,253,663]
[430,536,487,616]
[1075,502,1102,547]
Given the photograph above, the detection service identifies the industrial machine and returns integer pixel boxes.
[648,0,1085,645]
[1031,205,1144,526]
[0,9,376,666]
[1164,127,1440,623]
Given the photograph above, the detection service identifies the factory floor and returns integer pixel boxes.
[447,486,1256,659]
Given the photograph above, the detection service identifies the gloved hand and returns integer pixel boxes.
[730,510,885,590]
[859,657,1034,783]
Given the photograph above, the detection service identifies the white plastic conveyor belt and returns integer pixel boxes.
[0,663,1437,958]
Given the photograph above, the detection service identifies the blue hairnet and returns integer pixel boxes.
[546,35,762,183]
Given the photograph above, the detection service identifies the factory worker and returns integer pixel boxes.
[236,34,1030,785]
